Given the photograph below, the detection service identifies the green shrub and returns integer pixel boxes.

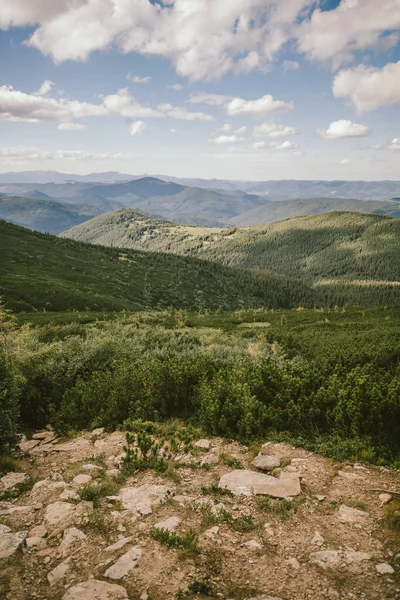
[0,345,20,453]
[150,528,199,553]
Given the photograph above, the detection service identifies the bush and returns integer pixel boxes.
[0,346,20,453]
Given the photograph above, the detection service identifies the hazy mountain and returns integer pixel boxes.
[230,197,400,226]
[0,170,138,184]
[0,196,103,234]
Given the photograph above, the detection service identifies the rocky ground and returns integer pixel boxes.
[0,428,399,600]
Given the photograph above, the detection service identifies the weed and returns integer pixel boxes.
[257,496,296,521]
[0,455,19,476]
[85,509,113,535]
[79,480,118,507]
[219,454,242,469]
[201,484,233,498]
[151,528,200,553]
[0,477,34,501]
[383,500,400,533]
[175,580,215,598]
[230,514,257,532]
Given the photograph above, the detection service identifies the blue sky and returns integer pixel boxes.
[0,0,399,180]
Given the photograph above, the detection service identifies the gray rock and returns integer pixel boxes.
[247,596,284,600]
[18,439,40,452]
[243,540,262,550]
[59,527,87,557]
[26,536,46,550]
[218,470,301,498]
[0,525,11,535]
[59,488,80,501]
[44,501,76,527]
[310,550,342,569]
[251,455,281,471]
[287,557,301,570]
[338,504,368,524]
[337,470,362,480]
[154,516,181,532]
[92,427,105,436]
[104,546,142,580]
[53,438,90,452]
[311,531,325,547]
[105,536,133,552]
[72,474,92,485]
[47,558,72,585]
[62,579,128,600]
[194,439,211,450]
[81,463,102,472]
[0,472,28,491]
[0,530,28,558]
[344,550,371,564]
[375,562,395,575]
[118,485,173,515]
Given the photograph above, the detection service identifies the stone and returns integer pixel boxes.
[194,439,211,451]
[72,474,92,485]
[311,531,325,547]
[52,472,64,482]
[59,527,87,557]
[251,455,281,471]
[26,536,46,550]
[284,465,298,472]
[203,526,219,539]
[378,493,392,505]
[0,504,33,516]
[105,537,133,552]
[59,488,80,501]
[218,470,301,498]
[154,516,181,532]
[344,550,371,564]
[62,580,128,600]
[0,472,28,491]
[315,495,326,502]
[338,504,368,525]
[247,596,284,600]
[104,546,142,580]
[53,438,90,452]
[32,431,50,440]
[92,427,105,436]
[0,525,11,535]
[47,558,72,585]
[18,439,40,452]
[375,562,395,575]
[310,550,342,569]
[287,557,300,570]
[200,453,219,466]
[0,531,28,558]
[29,524,48,538]
[243,540,262,551]
[81,464,102,472]
[44,501,75,528]
[75,500,94,516]
[118,485,173,515]
[337,470,362,480]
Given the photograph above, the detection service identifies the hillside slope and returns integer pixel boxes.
[230,198,400,226]
[0,196,102,234]
[62,211,400,306]
[0,220,314,312]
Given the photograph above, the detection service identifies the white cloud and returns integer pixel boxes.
[0,83,107,123]
[339,158,354,164]
[282,60,299,73]
[252,122,299,138]
[276,141,299,150]
[209,135,243,145]
[389,138,400,151]
[253,141,266,149]
[188,92,233,106]
[58,122,86,131]
[129,120,147,135]
[167,83,183,91]
[157,103,213,121]
[33,80,55,96]
[226,94,293,116]
[0,146,134,162]
[127,73,151,84]
[297,0,400,68]
[333,61,400,112]
[318,120,371,139]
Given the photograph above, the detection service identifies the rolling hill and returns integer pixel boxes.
[0,219,314,313]
[0,196,103,234]
[230,197,400,226]
[61,210,400,306]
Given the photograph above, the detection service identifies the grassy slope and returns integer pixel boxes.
[0,196,102,234]
[0,219,314,313]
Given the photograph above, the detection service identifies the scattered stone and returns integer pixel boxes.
[18,439,40,452]
[315,495,326,502]
[81,463,102,472]
[344,550,371,564]
[59,527,87,557]
[104,546,142,580]
[154,516,181,532]
[338,504,368,525]
[337,470,362,480]
[378,493,392,505]
[59,488,80,501]
[0,472,28,491]
[375,562,395,575]
[32,431,49,440]
[285,465,298,472]
[75,500,94,517]
[287,557,300,570]
[311,531,325,547]
[92,427,105,436]
[194,439,211,451]
[243,540,262,551]
[44,501,76,527]
[0,530,28,558]
[72,474,92,485]
[200,452,219,467]
[26,536,46,550]
[218,470,301,498]
[47,558,72,585]
[204,526,219,540]
[106,537,134,552]
[0,504,34,516]
[309,550,342,569]
[118,485,173,515]
[53,438,90,452]
[251,455,281,471]
[29,524,48,538]
[62,579,128,600]
[263,524,274,537]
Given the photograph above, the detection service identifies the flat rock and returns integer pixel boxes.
[62,579,128,600]
[59,527,87,557]
[104,546,142,580]
[311,531,325,547]
[194,439,211,450]
[118,484,173,515]
[44,501,75,527]
[18,439,40,452]
[310,550,342,569]
[0,525,11,535]
[378,493,392,505]
[248,596,284,600]
[106,536,133,552]
[251,455,281,471]
[53,438,90,452]
[154,516,181,532]
[243,540,262,551]
[59,488,80,501]
[375,562,395,575]
[81,463,102,472]
[0,472,28,491]
[338,504,368,524]
[72,474,92,485]
[26,536,46,550]
[218,470,301,498]
[29,524,47,538]
[0,531,28,559]
[92,427,105,436]
[32,431,50,440]
[0,504,33,516]
[337,470,362,480]
[344,550,371,564]
[47,557,72,585]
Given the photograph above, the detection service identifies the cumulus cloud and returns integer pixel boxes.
[318,120,371,139]
[129,120,147,135]
[297,0,400,68]
[209,135,243,145]
[167,83,183,91]
[276,140,299,150]
[33,80,55,96]
[188,92,233,106]
[226,94,293,116]
[389,138,400,151]
[127,73,151,84]
[58,122,86,131]
[0,83,107,123]
[282,60,299,73]
[252,122,299,138]
[333,61,400,112]
[339,158,354,164]
[0,146,134,162]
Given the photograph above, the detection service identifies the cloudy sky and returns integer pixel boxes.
[0,0,399,180]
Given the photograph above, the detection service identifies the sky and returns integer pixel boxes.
[0,0,399,181]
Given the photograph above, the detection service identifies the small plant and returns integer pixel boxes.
[257,496,296,521]
[175,580,215,599]
[151,527,200,553]
[0,455,19,476]
[122,431,169,474]
[201,484,233,498]
[85,509,113,534]
[219,453,242,469]
[230,514,257,532]
[79,480,118,506]
[383,500,400,533]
